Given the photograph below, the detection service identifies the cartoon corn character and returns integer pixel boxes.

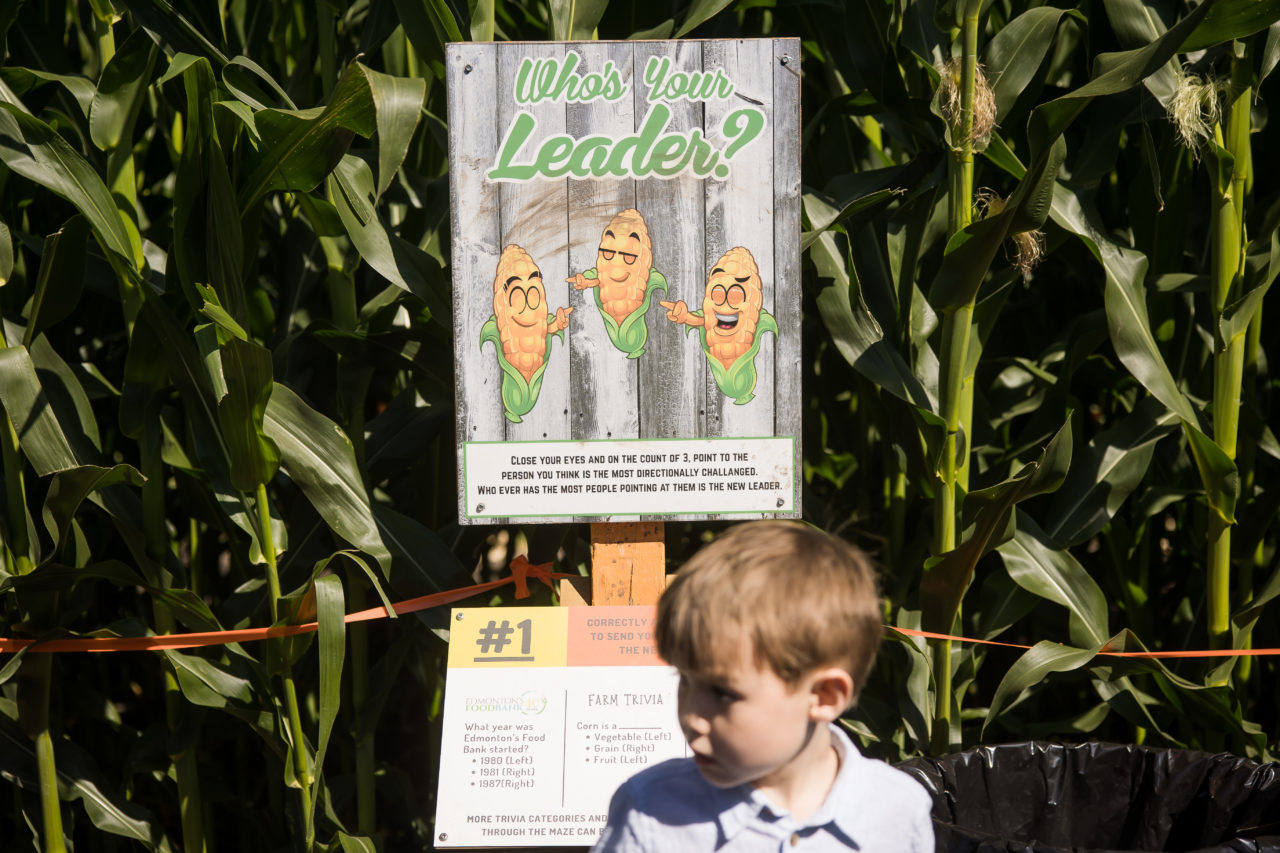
[480,245,573,423]
[566,208,667,358]
[660,246,778,405]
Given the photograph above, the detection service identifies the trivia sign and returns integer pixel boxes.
[447,40,801,524]
[433,606,685,848]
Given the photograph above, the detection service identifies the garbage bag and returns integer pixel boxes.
[897,741,1280,853]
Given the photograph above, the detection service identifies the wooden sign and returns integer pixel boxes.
[447,40,801,524]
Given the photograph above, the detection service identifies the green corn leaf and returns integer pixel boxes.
[328,162,451,324]
[163,650,255,708]
[41,465,145,562]
[0,345,81,475]
[801,188,902,251]
[204,139,248,324]
[0,712,173,849]
[1027,0,1215,156]
[224,56,298,111]
[1052,185,1200,426]
[1101,0,1181,103]
[976,569,1040,641]
[984,641,1100,735]
[171,54,220,310]
[550,0,610,40]
[0,67,96,116]
[197,284,250,342]
[146,586,220,633]
[362,66,426,201]
[335,833,378,853]
[929,135,1064,311]
[237,62,384,214]
[1180,0,1280,52]
[355,629,413,742]
[1182,421,1239,524]
[28,332,102,456]
[0,220,11,286]
[0,105,140,282]
[24,216,89,346]
[89,27,157,151]
[372,504,474,597]
[394,0,464,57]
[113,0,229,67]
[215,337,280,492]
[138,300,285,565]
[998,510,1109,648]
[986,8,1083,122]
[0,560,144,596]
[1088,630,1266,754]
[1234,558,1280,633]
[921,418,1072,634]
[1045,397,1179,547]
[1262,21,1280,85]
[308,572,345,832]
[811,230,936,411]
[263,383,392,574]
[1220,232,1280,348]
[675,0,737,37]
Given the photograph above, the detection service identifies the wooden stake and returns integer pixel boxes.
[561,521,666,606]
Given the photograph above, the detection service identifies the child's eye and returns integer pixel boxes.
[712,685,737,703]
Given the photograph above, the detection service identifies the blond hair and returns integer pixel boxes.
[656,521,882,704]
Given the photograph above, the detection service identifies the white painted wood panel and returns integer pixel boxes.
[448,44,505,522]
[703,40,776,441]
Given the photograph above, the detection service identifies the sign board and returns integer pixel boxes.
[447,39,802,524]
[433,606,685,848]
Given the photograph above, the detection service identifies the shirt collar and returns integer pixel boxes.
[710,723,866,845]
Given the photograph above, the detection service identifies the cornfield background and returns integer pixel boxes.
[0,0,1277,850]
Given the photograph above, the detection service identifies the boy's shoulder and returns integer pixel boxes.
[824,728,934,845]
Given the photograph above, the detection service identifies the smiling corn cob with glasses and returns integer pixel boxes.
[566,208,668,359]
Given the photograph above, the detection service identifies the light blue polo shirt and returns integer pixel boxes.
[593,724,935,851]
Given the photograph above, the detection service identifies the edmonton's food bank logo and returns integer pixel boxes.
[465,691,548,716]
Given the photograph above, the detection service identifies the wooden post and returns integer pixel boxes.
[559,522,666,606]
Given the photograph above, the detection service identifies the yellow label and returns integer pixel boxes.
[448,607,568,668]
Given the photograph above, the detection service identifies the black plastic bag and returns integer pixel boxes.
[897,742,1280,852]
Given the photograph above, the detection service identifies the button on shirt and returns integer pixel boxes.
[593,724,935,852]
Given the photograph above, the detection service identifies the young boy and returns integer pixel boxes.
[593,521,935,852]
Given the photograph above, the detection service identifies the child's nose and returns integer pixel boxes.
[679,707,711,739]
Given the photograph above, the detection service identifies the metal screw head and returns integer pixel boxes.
[464,64,472,74]
[776,497,785,508]
[456,612,465,621]
[476,503,485,513]
[439,832,449,842]
[780,55,790,66]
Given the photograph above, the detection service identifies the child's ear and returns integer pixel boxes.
[807,667,854,722]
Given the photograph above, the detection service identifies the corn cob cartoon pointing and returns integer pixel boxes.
[480,245,573,423]
[566,208,667,358]
[660,246,778,405]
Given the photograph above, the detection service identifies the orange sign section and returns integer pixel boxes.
[567,606,664,667]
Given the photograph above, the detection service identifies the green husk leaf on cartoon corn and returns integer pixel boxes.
[567,208,668,358]
[661,246,778,405]
[481,244,572,423]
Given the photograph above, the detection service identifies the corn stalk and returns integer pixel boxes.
[931,0,981,755]
[1206,50,1251,647]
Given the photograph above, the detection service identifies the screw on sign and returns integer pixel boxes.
[473,619,534,662]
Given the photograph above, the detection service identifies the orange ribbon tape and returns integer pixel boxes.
[2,559,1275,660]
[1,556,574,654]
